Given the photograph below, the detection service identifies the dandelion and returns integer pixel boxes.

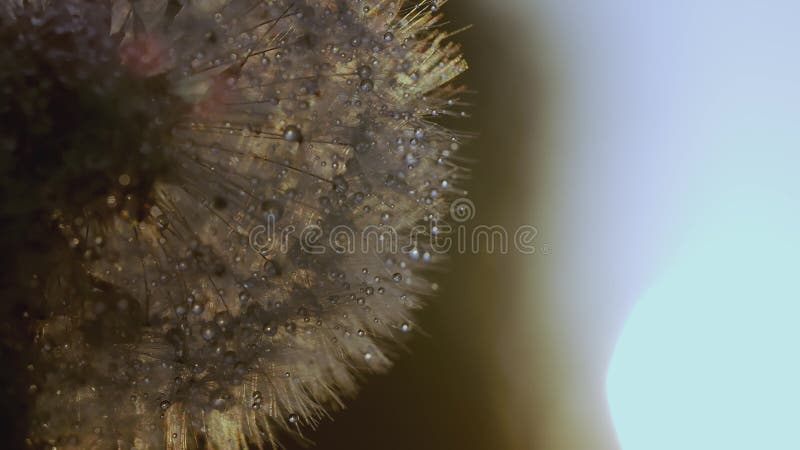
[0,0,469,448]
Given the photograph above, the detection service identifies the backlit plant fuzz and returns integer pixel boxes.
[0,0,468,448]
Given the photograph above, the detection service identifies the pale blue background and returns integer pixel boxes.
[497,1,800,448]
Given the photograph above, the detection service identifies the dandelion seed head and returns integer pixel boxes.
[1,0,470,448]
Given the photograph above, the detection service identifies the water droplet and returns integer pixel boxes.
[283,125,302,142]
[201,325,217,341]
[383,32,394,42]
[332,175,349,193]
[215,311,233,328]
[211,392,227,410]
[263,259,279,277]
[191,302,204,315]
[357,65,372,79]
[359,79,374,92]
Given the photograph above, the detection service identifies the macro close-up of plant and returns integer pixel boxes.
[7,1,798,450]
[0,0,470,448]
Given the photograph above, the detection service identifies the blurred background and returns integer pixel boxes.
[293,1,800,449]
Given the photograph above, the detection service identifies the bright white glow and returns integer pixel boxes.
[506,0,800,446]
[607,192,800,450]
[590,1,800,448]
